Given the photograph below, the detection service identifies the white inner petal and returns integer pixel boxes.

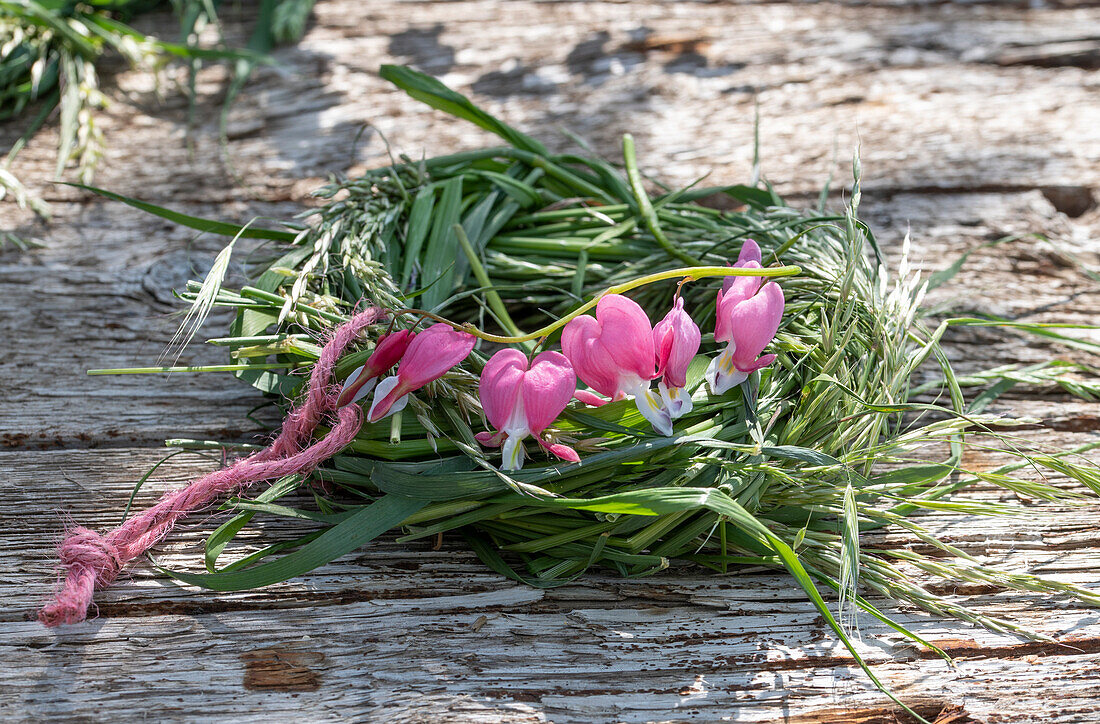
[349,376,377,404]
[627,381,673,437]
[501,433,526,471]
[368,375,407,420]
[706,346,748,396]
[659,381,693,419]
[502,392,530,438]
[342,366,363,391]
[500,394,530,471]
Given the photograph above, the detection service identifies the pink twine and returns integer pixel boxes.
[40,308,383,627]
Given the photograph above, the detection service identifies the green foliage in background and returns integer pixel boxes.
[0,0,316,217]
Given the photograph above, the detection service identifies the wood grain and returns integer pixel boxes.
[2,0,1099,721]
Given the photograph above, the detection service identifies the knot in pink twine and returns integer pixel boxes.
[39,307,383,627]
[38,527,124,627]
[58,527,122,583]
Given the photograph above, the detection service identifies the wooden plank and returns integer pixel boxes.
[6,587,1100,720]
[0,219,277,448]
[6,591,1100,722]
[5,437,1100,722]
[2,0,1099,220]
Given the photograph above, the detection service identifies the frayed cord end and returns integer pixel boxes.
[39,527,121,627]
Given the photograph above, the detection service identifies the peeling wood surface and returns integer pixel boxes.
[2,1,1100,722]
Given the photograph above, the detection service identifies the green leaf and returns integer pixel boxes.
[381,65,548,156]
[420,176,464,311]
[869,464,954,488]
[365,434,701,501]
[370,458,506,500]
[464,532,590,588]
[968,377,1018,414]
[227,306,300,396]
[65,184,298,241]
[204,474,307,572]
[215,530,326,573]
[717,184,780,209]
[399,501,523,542]
[554,154,635,206]
[166,494,425,590]
[470,169,542,208]
[401,184,436,287]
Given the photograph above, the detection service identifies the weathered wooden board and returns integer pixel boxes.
[2,0,1099,721]
[5,445,1100,723]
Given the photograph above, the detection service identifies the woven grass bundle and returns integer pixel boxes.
[57,66,1100,717]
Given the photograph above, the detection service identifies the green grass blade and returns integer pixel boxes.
[204,474,306,572]
[380,65,548,156]
[420,176,463,310]
[64,183,298,241]
[166,494,425,590]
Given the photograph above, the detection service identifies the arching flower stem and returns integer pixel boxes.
[394,263,800,345]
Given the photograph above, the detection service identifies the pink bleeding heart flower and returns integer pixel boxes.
[706,269,785,395]
[338,329,415,407]
[475,349,578,470]
[561,293,673,436]
[652,297,701,419]
[722,239,763,293]
[368,323,475,422]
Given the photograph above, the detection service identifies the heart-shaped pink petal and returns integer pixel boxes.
[521,351,576,434]
[653,297,701,389]
[562,294,655,396]
[479,348,527,432]
[728,281,785,370]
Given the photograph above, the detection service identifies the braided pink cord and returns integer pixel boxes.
[39,308,383,627]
